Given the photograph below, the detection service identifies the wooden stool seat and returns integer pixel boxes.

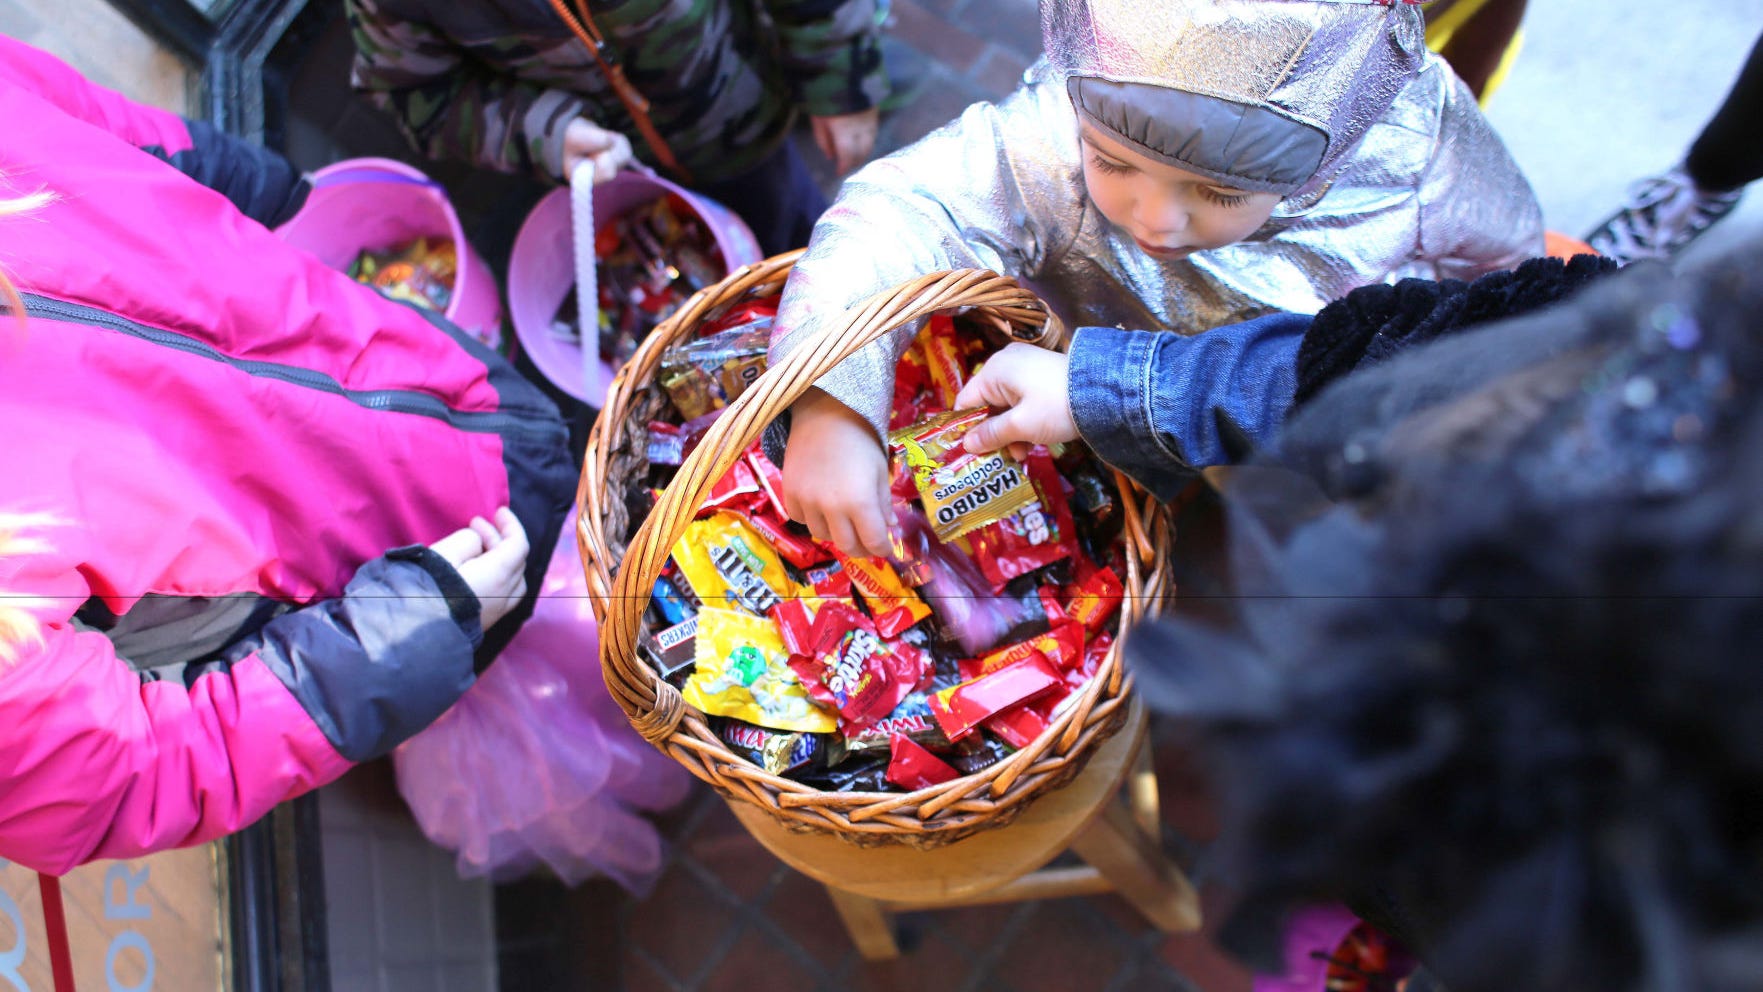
[731,702,1201,958]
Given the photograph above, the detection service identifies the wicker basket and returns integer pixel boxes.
[577,251,1175,848]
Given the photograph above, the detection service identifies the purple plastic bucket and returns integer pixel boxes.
[508,171,762,405]
[276,158,502,347]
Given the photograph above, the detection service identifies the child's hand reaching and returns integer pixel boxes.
[430,507,530,630]
[955,344,1078,459]
[782,388,896,559]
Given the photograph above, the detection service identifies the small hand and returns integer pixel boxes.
[561,116,634,184]
[954,343,1078,460]
[430,507,530,630]
[782,388,895,558]
[809,109,881,177]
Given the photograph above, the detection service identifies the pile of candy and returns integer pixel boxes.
[636,307,1127,792]
[349,237,456,313]
[553,195,725,371]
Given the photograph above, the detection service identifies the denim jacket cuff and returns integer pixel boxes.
[1068,326,1194,502]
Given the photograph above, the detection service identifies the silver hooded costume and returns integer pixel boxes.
[770,0,1545,438]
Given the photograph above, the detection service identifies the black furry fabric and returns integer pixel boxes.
[1292,254,1620,408]
[1131,243,1763,992]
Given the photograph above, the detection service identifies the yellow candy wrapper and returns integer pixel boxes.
[889,410,1038,542]
[682,608,838,733]
[672,512,800,616]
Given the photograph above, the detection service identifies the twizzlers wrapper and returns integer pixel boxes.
[786,600,928,730]
[889,410,1038,543]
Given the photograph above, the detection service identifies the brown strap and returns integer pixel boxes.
[548,0,694,184]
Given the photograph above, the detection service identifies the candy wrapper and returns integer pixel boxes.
[834,551,932,638]
[890,410,1039,542]
[638,613,698,681]
[350,237,456,312]
[963,452,1081,591]
[929,654,1064,742]
[659,317,770,419]
[714,718,827,776]
[834,690,953,760]
[891,507,1044,657]
[795,756,890,793]
[1062,565,1124,634]
[672,513,801,616]
[787,600,929,731]
[886,735,961,791]
[683,608,836,733]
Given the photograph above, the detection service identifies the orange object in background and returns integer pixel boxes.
[1546,229,1598,259]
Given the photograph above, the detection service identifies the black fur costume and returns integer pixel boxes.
[1131,243,1763,992]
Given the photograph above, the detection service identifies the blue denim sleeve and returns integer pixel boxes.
[1066,313,1310,501]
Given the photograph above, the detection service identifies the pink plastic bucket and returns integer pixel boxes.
[276,158,502,348]
[508,171,762,405]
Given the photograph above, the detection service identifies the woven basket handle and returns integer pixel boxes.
[600,269,1062,744]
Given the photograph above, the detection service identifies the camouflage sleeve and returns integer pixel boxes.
[758,0,890,118]
[345,0,586,180]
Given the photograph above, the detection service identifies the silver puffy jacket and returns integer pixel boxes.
[771,0,1545,437]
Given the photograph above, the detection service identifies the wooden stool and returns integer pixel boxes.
[731,701,1201,959]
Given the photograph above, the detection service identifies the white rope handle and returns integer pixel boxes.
[570,161,602,406]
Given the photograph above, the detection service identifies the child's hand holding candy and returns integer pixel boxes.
[955,344,1078,459]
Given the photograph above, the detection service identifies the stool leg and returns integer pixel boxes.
[1128,738,1161,840]
[826,885,901,960]
[1070,798,1202,932]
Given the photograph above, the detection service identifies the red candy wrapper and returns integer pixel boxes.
[787,601,928,731]
[985,629,1109,747]
[890,346,935,433]
[705,458,764,514]
[918,314,968,410]
[929,654,1063,742]
[959,623,1086,681]
[734,506,826,570]
[700,299,778,337]
[803,560,854,598]
[746,446,791,521]
[773,597,828,656]
[1038,584,1070,626]
[1063,565,1124,634]
[964,452,1080,591]
[984,705,1050,750]
[885,734,961,790]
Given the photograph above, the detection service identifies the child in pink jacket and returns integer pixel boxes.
[0,38,574,875]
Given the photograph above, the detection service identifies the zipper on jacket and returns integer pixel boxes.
[13,293,553,435]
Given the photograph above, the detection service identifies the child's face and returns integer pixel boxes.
[1079,125,1283,261]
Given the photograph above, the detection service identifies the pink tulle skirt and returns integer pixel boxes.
[393,513,692,894]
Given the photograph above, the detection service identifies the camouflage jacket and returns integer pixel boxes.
[347,0,887,183]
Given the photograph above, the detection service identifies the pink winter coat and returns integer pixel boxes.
[0,38,574,875]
